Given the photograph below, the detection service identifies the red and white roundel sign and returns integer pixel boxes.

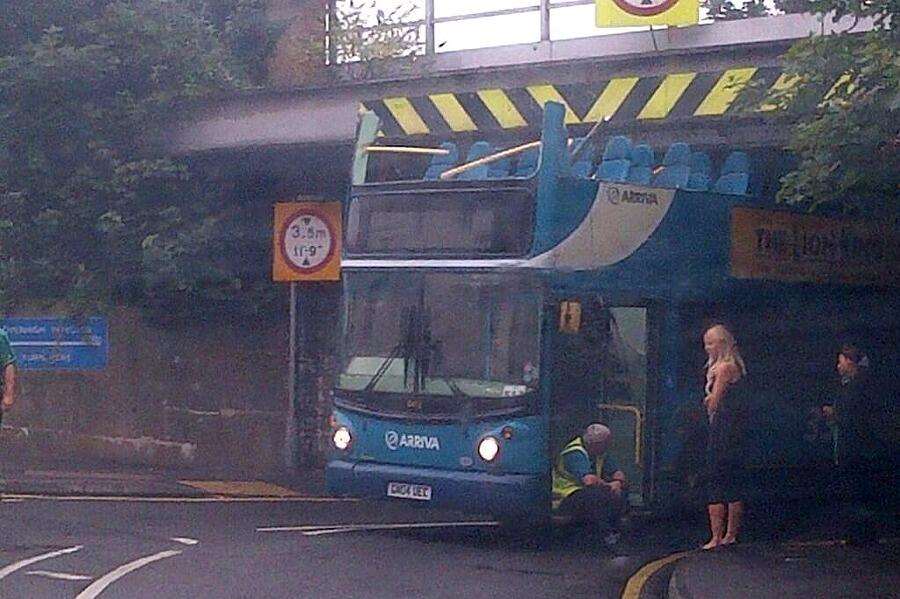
[612,0,680,16]
[280,210,336,274]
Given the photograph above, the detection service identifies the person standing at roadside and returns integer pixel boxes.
[701,324,748,550]
[822,343,876,469]
[821,343,880,544]
[0,327,16,423]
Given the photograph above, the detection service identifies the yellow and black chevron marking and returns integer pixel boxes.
[363,66,799,137]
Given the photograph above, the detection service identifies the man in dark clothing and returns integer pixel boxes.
[552,424,628,538]
[822,344,879,469]
[821,343,882,544]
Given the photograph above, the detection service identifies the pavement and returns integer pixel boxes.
[0,462,328,498]
[667,538,899,599]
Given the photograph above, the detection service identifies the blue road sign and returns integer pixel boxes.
[1,317,108,371]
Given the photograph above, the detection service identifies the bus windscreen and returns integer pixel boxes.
[336,272,540,415]
[345,188,533,257]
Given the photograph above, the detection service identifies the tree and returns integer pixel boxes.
[269,0,424,86]
[331,1,423,64]
[704,0,770,20]
[0,1,277,316]
[746,0,899,213]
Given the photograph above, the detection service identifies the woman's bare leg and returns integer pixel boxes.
[703,504,726,549]
[722,501,743,544]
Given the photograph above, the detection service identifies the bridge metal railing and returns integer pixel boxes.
[327,0,599,63]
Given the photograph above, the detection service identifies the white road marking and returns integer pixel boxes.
[26,570,93,581]
[0,545,83,580]
[258,520,501,534]
[3,493,355,504]
[0,498,24,503]
[170,537,199,546]
[75,550,182,599]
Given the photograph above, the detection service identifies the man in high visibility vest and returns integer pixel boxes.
[552,423,627,534]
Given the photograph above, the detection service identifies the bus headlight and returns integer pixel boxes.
[477,436,500,462]
[333,426,352,451]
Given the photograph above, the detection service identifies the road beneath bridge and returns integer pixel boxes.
[1,485,895,598]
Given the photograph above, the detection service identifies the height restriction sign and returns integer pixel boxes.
[272,202,342,281]
[596,0,698,26]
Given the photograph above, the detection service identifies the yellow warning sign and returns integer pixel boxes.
[597,0,699,28]
[273,202,342,282]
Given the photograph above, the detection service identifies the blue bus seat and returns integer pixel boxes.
[571,160,595,178]
[686,172,711,191]
[627,144,654,185]
[714,172,749,194]
[423,142,459,180]
[596,159,629,182]
[514,146,540,177]
[685,151,712,190]
[689,151,712,175]
[487,154,513,178]
[653,142,691,189]
[458,141,493,180]
[713,150,751,194]
[721,151,750,175]
[596,135,632,182]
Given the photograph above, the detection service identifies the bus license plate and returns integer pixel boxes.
[387,482,432,501]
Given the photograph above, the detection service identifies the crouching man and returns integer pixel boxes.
[552,423,628,539]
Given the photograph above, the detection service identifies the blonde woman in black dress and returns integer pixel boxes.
[701,324,748,550]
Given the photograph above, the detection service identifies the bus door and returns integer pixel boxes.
[550,298,651,506]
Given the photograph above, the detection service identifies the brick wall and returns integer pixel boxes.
[7,303,291,474]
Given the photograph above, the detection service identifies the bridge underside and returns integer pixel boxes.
[163,14,869,159]
[157,14,873,203]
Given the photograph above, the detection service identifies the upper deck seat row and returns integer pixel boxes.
[422,138,751,194]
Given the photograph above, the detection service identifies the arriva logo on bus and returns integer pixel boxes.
[605,186,659,206]
[385,430,441,451]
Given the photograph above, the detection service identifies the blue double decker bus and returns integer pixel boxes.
[326,102,898,521]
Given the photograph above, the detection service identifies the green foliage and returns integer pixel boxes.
[704,0,771,20]
[332,1,423,65]
[0,0,276,317]
[742,0,899,213]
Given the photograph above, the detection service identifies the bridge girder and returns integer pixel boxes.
[160,13,870,156]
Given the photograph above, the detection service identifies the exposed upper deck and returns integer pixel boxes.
[343,103,898,293]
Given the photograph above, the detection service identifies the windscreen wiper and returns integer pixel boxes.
[363,302,422,393]
[363,340,406,393]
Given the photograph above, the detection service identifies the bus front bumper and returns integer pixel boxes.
[326,459,548,519]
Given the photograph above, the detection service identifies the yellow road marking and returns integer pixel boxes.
[429,93,477,132]
[694,67,758,116]
[621,551,691,599]
[638,73,696,120]
[477,89,528,129]
[178,480,300,497]
[584,77,639,122]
